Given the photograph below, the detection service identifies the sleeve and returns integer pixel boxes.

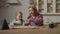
[9,19,16,27]
[36,14,43,26]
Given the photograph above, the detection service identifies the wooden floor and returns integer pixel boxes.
[0,24,60,34]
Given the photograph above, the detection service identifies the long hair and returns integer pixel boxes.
[28,5,39,16]
[15,11,23,19]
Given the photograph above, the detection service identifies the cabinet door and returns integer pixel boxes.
[56,0,60,13]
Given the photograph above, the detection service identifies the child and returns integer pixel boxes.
[9,11,25,29]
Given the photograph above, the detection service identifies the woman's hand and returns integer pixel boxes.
[25,19,30,25]
[29,18,36,23]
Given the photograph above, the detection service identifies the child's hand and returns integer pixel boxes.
[14,20,21,25]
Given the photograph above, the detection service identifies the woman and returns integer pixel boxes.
[9,11,25,28]
[26,6,43,26]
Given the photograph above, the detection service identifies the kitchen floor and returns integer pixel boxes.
[0,24,60,34]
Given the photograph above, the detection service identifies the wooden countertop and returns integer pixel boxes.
[0,25,60,34]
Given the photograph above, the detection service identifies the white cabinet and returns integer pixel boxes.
[56,0,60,13]
[30,0,60,15]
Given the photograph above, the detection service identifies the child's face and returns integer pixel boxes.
[16,13,22,20]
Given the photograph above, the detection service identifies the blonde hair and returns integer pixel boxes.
[15,11,23,19]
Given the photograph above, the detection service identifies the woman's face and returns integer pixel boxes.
[29,8,35,14]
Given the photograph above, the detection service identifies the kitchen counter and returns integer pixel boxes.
[0,25,60,34]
